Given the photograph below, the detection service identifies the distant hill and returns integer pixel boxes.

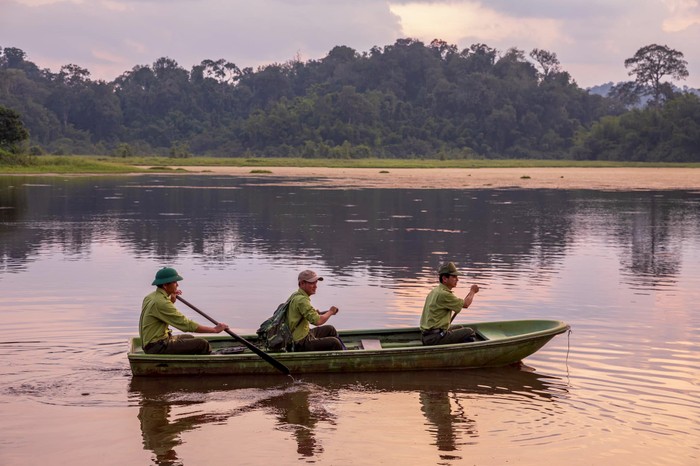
[587,82,615,97]
[587,82,700,98]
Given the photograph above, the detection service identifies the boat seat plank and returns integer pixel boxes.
[380,340,422,348]
[361,339,383,350]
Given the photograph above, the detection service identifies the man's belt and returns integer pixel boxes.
[143,338,167,351]
[421,328,444,336]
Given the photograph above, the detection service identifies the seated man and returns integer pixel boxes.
[288,270,343,351]
[140,267,229,354]
[420,262,480,346]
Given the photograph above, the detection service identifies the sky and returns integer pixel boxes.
[1,0,699,90]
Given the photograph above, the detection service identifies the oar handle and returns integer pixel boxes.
[176,296,291,375]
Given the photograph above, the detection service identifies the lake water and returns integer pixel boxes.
[0,174,698,465]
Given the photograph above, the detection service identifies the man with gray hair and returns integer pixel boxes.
[287,269,343,351]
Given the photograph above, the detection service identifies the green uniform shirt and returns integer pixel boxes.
[287,288,321,343]
[139,288,199,346]
[420,283,465,331]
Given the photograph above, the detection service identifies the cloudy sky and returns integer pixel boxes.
[2,0,699,89]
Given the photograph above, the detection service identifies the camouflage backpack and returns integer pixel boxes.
[256,299,295,352]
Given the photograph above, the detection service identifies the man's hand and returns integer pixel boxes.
[169,289,183,303]
[214,323,229,333]
[463,284,479,309]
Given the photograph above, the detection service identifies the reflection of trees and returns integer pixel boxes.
[621,195,682,287]
[0,176,576,280]
[1,176,697,287]
[0,177,33,273]
[574,192,694,289]
[0,176,105,273]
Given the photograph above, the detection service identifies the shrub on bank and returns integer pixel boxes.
[0,148,35,166]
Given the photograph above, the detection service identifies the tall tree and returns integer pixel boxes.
[429,39,457,60]
[0,105,30,151]
[529,48,561,82]
[199,58,240,84]
[1,47,27,68]
[624,44,689,107]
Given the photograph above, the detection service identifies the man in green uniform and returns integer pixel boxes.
[420,262,480,345]
[288,270,343,351]
[139,267,229,354]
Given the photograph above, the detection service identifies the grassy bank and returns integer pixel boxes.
[1,155,699,174]
[0,155,151,174]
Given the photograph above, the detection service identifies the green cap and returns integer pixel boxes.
[151,267,184,285]
[438,262,460,276]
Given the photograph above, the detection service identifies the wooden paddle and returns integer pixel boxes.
[176,295,291,376]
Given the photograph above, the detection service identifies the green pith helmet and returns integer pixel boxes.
[151,267,184,285]
[438,262,460,276]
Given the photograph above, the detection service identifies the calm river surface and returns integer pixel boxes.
[0,174,698,465]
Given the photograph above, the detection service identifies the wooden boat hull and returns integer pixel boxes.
[127,320,569,377]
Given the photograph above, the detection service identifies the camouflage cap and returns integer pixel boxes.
[438,262,460,276]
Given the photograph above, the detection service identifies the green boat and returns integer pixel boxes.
[127,319,570,377]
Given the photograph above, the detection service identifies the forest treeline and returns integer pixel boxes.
[1,40,699,161]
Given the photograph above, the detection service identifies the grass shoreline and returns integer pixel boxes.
[1,155,699,174]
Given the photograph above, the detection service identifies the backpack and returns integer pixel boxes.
[256,299,295,352]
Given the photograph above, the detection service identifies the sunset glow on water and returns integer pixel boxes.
[1,175,698,465]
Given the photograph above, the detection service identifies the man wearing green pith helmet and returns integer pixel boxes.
[139,267,229,354]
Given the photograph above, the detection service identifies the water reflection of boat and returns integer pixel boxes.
[129,378,331,462]
[128,320,570,376]
[129,368,565,463]
[128,367,560,395]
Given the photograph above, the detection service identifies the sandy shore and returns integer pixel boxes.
[167,166,700,190]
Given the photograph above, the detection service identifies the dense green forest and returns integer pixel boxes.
[1,40,698,161]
